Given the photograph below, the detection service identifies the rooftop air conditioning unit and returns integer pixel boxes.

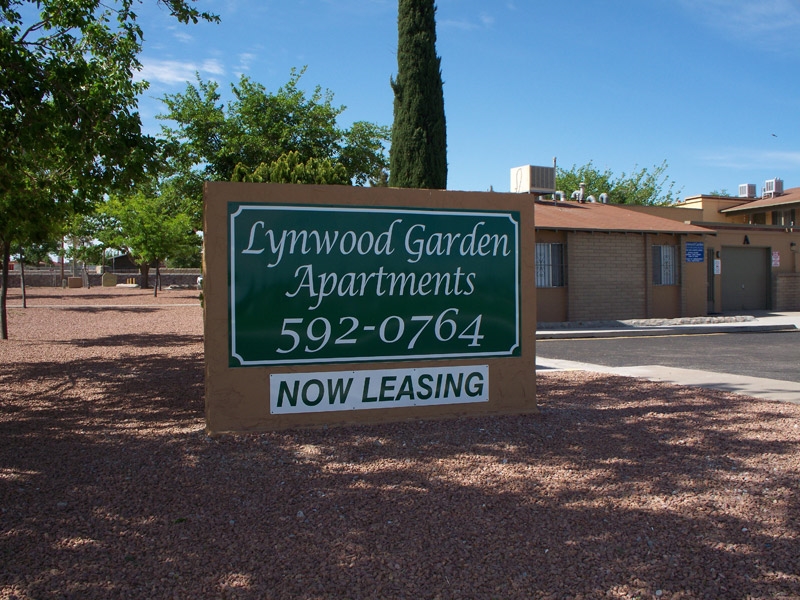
[738,183,756,198]
[763,178,784,198]
[510,165,556,194]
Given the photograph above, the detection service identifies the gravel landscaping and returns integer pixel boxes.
[1,287,799,599]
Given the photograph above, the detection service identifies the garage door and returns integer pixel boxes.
[721,247,769,311]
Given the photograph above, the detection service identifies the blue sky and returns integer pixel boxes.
[134,0,800,197]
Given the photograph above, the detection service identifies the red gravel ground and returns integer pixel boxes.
[1,287,799,599]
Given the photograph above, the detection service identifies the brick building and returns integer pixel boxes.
[625,179,800,313]
[534,199,713,323]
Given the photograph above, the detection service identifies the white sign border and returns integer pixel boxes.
[229,204,520,366]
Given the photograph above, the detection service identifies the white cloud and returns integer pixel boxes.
[173,30,193,44]
[236,52,257,72]
[680,0,800,50]
[440,12,495,31]
[700,148,800,170]
[440,18,480,31]
[201,59,226,76]
[136,58,226,85]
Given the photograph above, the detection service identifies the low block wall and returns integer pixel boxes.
[4,271,202,289]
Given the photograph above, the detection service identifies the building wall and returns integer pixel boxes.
[672,197,750,223]
[776,273,800,310]
[622,200,800,313]
[535,230,568,323]
[681,236,709,317]
[534,230,708,323]
[645,233,682,319]
[705,230,800,312]
[566,232,647,321]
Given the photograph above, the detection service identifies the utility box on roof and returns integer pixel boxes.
[510,165,556,195]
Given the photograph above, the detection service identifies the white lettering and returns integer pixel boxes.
[242,221,266,255]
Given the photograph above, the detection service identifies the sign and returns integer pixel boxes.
[204,183,537,432]
[714,259,721,275]
[685,241,704,263]
[229,204,520,366]
[772,251,780,267]
[270,365,489,414]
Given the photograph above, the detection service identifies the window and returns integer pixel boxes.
[536,243,565,288]
[772,209,796,226]
[652,245,678,286]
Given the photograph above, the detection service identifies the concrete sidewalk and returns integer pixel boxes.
[535,311,800,404]
[537,311,800,339]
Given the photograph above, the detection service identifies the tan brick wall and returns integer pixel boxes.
[776,273,800,310]
[566,232,646,321]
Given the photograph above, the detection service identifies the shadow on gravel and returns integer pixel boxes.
[57,306,164,314]
[0,350,204,432]
[60,333,204,348]
[1,361,798,598]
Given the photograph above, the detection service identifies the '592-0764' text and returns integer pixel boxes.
[275,308,484,355]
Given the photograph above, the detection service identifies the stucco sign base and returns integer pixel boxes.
[203,182,537,433]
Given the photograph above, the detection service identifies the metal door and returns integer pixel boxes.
[720,247,769,311]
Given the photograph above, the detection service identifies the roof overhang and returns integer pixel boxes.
[720,191,800,214]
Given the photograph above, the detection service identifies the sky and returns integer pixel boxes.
[133,0,800,198]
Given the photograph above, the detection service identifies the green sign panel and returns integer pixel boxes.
[228,203,520,366]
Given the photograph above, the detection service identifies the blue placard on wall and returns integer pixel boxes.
[685,241,704,263]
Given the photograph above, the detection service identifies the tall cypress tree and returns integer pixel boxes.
[389,0,447,189]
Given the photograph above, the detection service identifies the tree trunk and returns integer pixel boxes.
[60,237,65,287]
[1,240,10,340]
[153,263,160,297]
[20,255,27,309]
[140,263,150,289]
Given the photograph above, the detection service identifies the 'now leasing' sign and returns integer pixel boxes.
[270,365,489,414]
[229,204,520,366]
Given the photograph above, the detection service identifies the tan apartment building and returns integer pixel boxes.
[534,199,713,323]
[626,178,800,313]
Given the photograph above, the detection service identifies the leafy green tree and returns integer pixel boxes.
[0,0,218,338]
[63,212,109,270]
[100,190,198,296]
[13,239,60,308]
[15,241,58,269]
[232,151,349,185]
[557,160,682,205]
[556,162,614,201]
[389,0,447,189]
[158,68,390,229]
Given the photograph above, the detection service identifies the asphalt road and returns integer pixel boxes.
[536,330,800,384]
